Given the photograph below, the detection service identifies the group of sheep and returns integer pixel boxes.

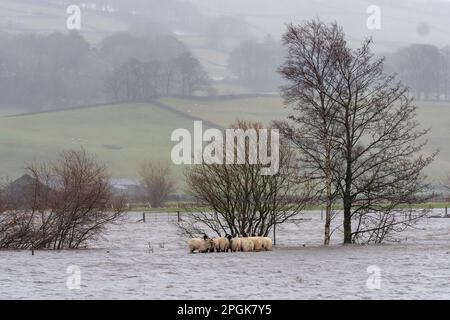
[188,234,273,253]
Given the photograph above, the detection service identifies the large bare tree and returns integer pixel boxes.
[276,20,345,245]
[278,20,436,244]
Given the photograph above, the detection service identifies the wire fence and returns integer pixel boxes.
[139,211,183,223]
[138,206,450,224]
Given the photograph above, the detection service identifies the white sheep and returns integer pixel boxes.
[261,237,273,251]
[213,235,232,252]
[248,236,264,251]
[212,237,221,252]
[240,237,254,252]
[230,237,242,252]
[188,238,214,253]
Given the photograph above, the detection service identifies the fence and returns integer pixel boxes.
[140,211,183,223]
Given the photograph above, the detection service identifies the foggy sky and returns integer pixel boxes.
[190,0,450,52]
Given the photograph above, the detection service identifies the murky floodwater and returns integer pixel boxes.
[1,211,449,299]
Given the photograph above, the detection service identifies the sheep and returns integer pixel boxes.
[261,237,273,251]
[230,237,242,252]
[188,238,215,253]
[240,237,254,252]
[212,234,232,252]
[248,236,264,251]
[212,237,221,252]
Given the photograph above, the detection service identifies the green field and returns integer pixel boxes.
[160,96,286,127]
[0,103,193,179]
[0,97,449,183]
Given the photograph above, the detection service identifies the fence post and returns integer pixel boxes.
[273,223,276,246]
[142,212,146,223]
[177,211,181,222]
[446,207,448,217]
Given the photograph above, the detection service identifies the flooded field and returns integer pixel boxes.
[1,211,449,300]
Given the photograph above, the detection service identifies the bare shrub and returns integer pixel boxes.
[179,120,311,238]
[0,150,125,250]
[138,160,175,208]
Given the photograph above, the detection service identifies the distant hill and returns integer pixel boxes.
[0,96,449,182]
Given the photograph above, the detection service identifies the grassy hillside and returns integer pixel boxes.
[0,97,449,183]
[0,103,194,179]
[160,97,450,182]
[160,96,286,127]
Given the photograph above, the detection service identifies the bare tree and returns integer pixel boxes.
[138,160,175,208]
[391,44,445,101]
[175,52,210,96]
[278,19,436,244]
[0,179,8,213]
[180,120,311,238]
[276,20,345,245]
[229,36,284,91]
[0,150,125,250]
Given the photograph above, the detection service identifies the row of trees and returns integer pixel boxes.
[107,52,209,101]
[387,44,450,101]
[0,31,209,111]
[228,37,284,91]
[227,34,450,99]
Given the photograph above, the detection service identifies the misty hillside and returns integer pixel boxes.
[1,0,450,182]
[3,0,450,95]
[192,0,450,52]
[0,97,448,180]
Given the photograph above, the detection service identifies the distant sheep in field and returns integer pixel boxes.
[188,237,214,253]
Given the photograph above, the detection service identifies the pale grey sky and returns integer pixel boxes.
[190,0,450,52]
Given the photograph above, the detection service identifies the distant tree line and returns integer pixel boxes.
[0,31,210,111]
[387,44,450,101]
[228,36,285,91]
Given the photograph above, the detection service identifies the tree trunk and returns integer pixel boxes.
[343,199,352,244]
[324,154,332,245]
[343,172,352,243]
[324,201,331,245]
[343,119,353,244]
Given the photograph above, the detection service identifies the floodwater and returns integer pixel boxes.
[0,211,449,299]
